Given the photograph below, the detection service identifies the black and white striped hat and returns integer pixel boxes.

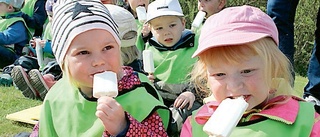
[51,0,120,66]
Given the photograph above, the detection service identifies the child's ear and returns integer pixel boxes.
[218,0,227,10]
[181,18,186,29]
[7,5,14,11]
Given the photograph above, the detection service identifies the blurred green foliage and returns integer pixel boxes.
[180,0,320,77]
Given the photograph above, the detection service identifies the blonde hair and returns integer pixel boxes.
[61,56,80,87]
[121,46,140,65]
[190,38,294,97]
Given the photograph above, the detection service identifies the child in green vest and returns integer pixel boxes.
[181,5,320,137]
[0,0,30,68]
[123,0,150,51]
[11,0,58,101]
[105,4,144,73]
[143,0,203,133]
[29,0,172,136]
[21,0,47,37]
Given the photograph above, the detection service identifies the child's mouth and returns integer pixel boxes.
[165,38,173,42]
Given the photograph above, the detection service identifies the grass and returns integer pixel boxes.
[0,86,41,137]
[0,76,308,136]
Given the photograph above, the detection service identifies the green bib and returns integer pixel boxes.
[145,44,198,84]
[21,0,36,35]
[0,17,31,40]
[191,102,315,137]
[135,19,145,51]
[42,21,52,40]
[0,17,23,31]
[40,73,171,136]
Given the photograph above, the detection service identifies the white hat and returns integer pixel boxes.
[146,0,184,23]
[0,0,24,9]
[51,0,120,66]
[104,4,137,48]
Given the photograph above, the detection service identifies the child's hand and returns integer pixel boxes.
[147,73,155,83]
[141,24,151,37]
[174,91,195,110]
[30,38,46,48]
[96,96,127,136]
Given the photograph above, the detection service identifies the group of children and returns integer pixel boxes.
[2,0,319,136]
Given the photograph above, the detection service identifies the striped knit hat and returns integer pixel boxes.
[51,0,120,66]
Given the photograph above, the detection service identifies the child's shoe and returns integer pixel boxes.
[11,66,40,100]
[0,74,13,86]
[29,69,49,100]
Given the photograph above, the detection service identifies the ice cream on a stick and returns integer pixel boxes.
[203,96,248,137]
[191,11,206,32]
[136,6,147,23]
[143,50,155,74]
[93,71,118,98]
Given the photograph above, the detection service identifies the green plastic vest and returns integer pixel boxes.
[135,19,145,51]
[0,16,31,40]
[0,17,23,31]
[145,43,198,84]
[21,0,36,35]
[40,73,170,136]
[191,102,315,137]
[42,21,52,40]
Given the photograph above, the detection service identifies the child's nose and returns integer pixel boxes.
[226,76,243,93]
[164,30,171,36]
[92,55,105,67]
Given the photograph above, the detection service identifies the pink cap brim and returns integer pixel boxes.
[193,31,274,58]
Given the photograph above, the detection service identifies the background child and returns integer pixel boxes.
[11,0,58,101]
[105,4,144,73]
[31,0,171,136]
[198,0,226,19]
[21,0,48,37]
[185,0,228,107]
[193,0,226,33]
[123,0,150,51]
[144,0,202,133]
[0,0,31,68]
[181,5,320,137]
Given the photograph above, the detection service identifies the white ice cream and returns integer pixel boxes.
[203,96,248,137]
[136,6,147,23]
[142,50,155,73]
[93,71,118,98]
[191,11,206,32]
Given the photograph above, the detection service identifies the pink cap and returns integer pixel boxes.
[192,5,278,58]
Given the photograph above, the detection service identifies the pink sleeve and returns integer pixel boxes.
[310,112,320,137]
[180,116,192,137]
[29,122,39,137]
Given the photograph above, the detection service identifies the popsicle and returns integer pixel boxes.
[142,50,155,74]
[191,11,206,32]
[35,38,44,69]
[136,6,147,23]
[93,71,118,98]
[203,96,248,137]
